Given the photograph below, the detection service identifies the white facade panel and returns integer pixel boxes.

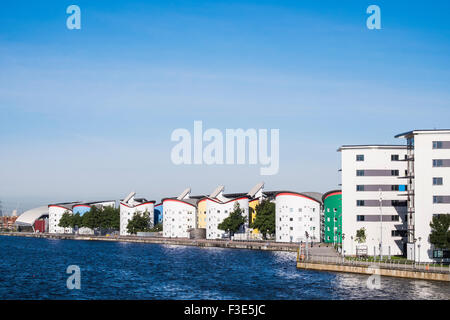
[120,202,154,236]
[162,199,197,238]
[406,132,450,262]
[340,146,408,257]
[275,193,321,243]
[205,197,249,240]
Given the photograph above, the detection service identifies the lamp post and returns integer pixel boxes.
[418,237,422,263]
[379,188,383,260]
[351,236,354,256]
[342,233,345,257]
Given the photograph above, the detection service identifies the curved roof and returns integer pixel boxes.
[274,191,322,204]
[15,206,49,226]
[322,190,342,202]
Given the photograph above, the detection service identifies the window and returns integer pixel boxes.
[433,141,443,149]
[391,215,399,221]
[356,185,364,191]
[391,170,399,176]
[333,208,337,212]
[391,154,399,161]
[391,185,399,191]
[356,170,365,176]
[356,154,364,161]
[433,159,443,167]
[289,218,293,221]
[392,230,407,237]
[433,196,444,204]
[357,200,365,206]
[433,177,443,185]
[357,215,365,221]
[392,200,407,207]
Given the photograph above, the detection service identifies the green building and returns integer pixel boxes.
[322,190,342,244]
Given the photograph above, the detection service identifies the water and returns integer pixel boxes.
[0,235,448,300]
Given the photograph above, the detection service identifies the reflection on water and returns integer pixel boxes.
[0,235,448,300]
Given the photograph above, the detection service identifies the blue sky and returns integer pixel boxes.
[1,0,449,212]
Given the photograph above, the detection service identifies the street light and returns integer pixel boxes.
[351,236,354,256]
[418,237,422,263]
[379,188,383,260]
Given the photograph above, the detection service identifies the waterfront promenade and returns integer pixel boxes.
[297,255,450,282]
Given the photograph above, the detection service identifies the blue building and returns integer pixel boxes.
[154,203,163,225]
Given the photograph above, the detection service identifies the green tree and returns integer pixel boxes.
[429,214,450,249]
[218,202,247,239]
[71,213,83,230]
[355,228,366,243]
[149,223,163,232]
[126,211,151,235]
[58,211,73,230]
[81,206,100,230]
[251,200,275,240]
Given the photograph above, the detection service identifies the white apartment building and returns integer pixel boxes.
[339,145,408,257]
[275,192,321,243]
[162,188,198,238]
[395,129,450,262]
[120,192,155,236]
[48,202,80,234]
[206,186,249,240]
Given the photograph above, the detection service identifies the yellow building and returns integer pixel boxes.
[249,198,261,235]
[197,198,207,228]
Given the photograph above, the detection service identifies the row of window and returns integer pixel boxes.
[356,215,400,221]
[433,196,450,204]
[356,185,407,191]
[356,200,407,206]
[432,159,450,167]
[432,141,450,149]
[356,170,400,176]
[356,154,404,161]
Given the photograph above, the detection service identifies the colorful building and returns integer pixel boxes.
[196,198,207,229]
[154,203,163,225]
[322,190,342,244]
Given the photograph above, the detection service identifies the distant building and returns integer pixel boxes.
[395,129,450,262]
[72,200,116,234]
[48,202,81,234]
[49,200,116,234]
[1,216,18,230]
[339,145,408,257]
[120,192,155,236]
[15,206,48,232]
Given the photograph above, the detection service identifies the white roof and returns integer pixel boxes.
[15,206,48,226]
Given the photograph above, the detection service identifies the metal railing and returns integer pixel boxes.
[298,254,450,274]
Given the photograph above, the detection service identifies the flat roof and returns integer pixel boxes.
[395,129,450,138]
[337,145,407,152]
